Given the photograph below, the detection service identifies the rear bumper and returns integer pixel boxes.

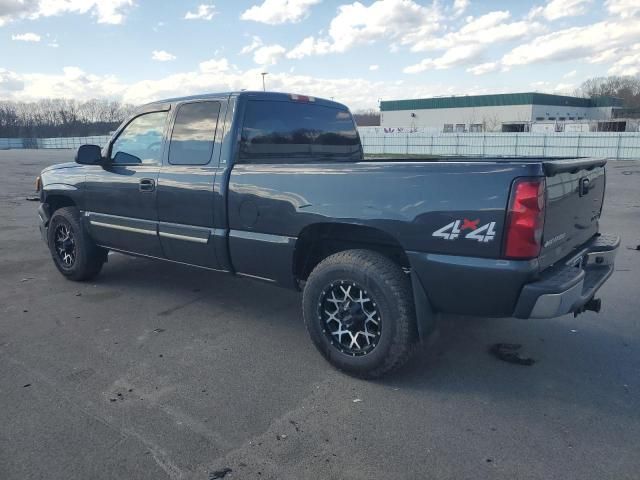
[512,234,619,318]
[407,233,620,320]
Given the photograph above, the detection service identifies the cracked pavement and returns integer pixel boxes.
[1,150,639,479]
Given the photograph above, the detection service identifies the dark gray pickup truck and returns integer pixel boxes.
[36,91,620,377]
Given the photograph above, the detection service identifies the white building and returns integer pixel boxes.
[380,93,623,132]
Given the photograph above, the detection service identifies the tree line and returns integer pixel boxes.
[352,109,381,126]
[0,76,638,137]
[574,75,640,108]
[0,98,136,138]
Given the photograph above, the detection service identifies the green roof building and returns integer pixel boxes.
[379,92,623,132]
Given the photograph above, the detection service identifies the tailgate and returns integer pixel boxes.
[538,158,607,269]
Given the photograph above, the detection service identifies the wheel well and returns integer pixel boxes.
[293,223,410,282]
[46,194,76,214]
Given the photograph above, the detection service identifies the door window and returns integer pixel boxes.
[168,101,221,165]
[111,111,168,165]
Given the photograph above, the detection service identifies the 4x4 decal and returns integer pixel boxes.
[432,219,497,243]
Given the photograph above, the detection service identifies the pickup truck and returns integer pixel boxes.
[36,91,620,378]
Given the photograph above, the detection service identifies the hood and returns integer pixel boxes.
[41,162,81,173]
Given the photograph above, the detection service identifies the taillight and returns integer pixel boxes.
[290,94,315,102]
[504,178,545,259]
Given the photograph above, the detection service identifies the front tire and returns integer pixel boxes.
[47,207,107,281]
[303,249,416,378]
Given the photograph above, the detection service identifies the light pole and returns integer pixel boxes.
[261,72,268,91]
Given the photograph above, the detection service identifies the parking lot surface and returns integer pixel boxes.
[1,150,639,480]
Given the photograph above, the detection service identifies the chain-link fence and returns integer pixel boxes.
[358,130,640,160]
[0,136,110,150]
[2,131,640,160]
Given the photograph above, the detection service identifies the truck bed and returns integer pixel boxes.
[229,155,605,291]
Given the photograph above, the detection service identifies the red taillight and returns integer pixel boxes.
[504,178,545,259]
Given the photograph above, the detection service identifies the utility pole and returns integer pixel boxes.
[261,72,268,91]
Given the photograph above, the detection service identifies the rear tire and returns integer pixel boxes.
[47,207,107,281]
[303,249,416,378]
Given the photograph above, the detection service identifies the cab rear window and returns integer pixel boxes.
[239,100,361,162]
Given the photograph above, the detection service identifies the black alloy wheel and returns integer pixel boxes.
[318,281,382,356]
[53,223,76,268]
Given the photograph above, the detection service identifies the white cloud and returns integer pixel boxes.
[184,4,217,20]
[502,19,640,66]
[2,66,123,99]
[388,9,546,76]
[152,50,176,62]
[0,0,134,25]
[37,0,133,24]
[241,0,320,25]
[553,82,575,94]
[452,0,469,16]
[287,0,441,58]
[588,48,619,63]
[529,80,575,94]
[0,0,37,26]
[411,11,544,52]
[404,44,484,73]
[12,32,41,42]
[287,36,332,59]
[240,36,263,55]
[0,61,475,110]
[369,64,379,71]
[563,69,577,78]
[253,44,286,65]
[0,68,25,92]
[528,0,591,21]
[608,44,640,75]
[466,62,499,75]
[606,0,640,19]
[199,58,232,73]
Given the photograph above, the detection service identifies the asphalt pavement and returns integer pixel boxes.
[1,149,639,480]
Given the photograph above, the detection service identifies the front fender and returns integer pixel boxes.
[43,183,78,192]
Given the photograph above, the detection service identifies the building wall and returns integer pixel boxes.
[382,104,617,131]
[528,105,612,121]
[380,105,533,130]
[587,106,617,120]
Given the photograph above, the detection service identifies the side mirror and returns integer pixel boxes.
[112,151,142,165]
[75,144,103,165]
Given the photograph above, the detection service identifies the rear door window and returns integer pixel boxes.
[168,101,221,165]
[239,100,360,162]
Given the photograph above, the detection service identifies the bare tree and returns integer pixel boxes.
[574,75,640,107]
[353,109,381,126]
[481,113,502,132]
[0,98,136,137]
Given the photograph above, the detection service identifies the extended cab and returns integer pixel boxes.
[37,91,620,377]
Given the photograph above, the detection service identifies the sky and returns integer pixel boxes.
[1,0,639,110]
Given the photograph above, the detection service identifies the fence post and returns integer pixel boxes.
[542,134,547,157]
[576,134,581,157]
[615,134,622,160]
[406,133,409,155]
[455,134,459,155]
[383,133,387,155]
[514,134,519,157]
[481,133,486,156]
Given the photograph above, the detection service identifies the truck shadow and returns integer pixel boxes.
[98,253,637,415]
[388,312,637,416]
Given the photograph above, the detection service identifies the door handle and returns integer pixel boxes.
[139,178,155,192]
